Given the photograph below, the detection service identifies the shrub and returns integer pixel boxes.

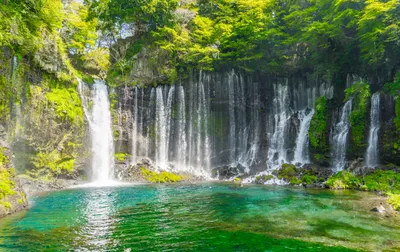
[140,167,182,183]
[277,164,298,181]
[325,171,360,189]
[388,194,400,211]
[302,175,318,185]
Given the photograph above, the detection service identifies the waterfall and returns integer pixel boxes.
[366,93,380,168]
[131,87,138,163]
[175,86,187,166]
[267,83,290,169]
[155,87,168,167]
[78,80,115,183]
[293,109,315,165]
[332,100,352,171]
[228,71,237,163]
[116,71,335,180]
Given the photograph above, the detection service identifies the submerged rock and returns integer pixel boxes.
[371,203,386,214]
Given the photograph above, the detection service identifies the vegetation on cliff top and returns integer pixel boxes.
[86,0,400,86]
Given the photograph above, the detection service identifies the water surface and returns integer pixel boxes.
[0,183,399,251]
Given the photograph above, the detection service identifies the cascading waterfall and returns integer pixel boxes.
[78,80,115,183]
[155,87,168,167]
[366,93,380,168]
[118,71,334,180]
[293,109,315,165]
[332,100,352,171]
[267,83,290,169]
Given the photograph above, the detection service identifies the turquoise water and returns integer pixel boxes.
[0,183,399,251]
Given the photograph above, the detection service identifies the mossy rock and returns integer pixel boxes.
[140,167,183,183]
[301,175,318,185]
[277,164,298,181]
[255,175,274,184]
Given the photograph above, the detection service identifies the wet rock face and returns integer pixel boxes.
[211,164,247,180]
[116,158,155,182]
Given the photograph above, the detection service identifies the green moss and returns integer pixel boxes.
[255,175,274,184]
[290,177,302,185]
[0,148,16,204]
[31,151,75,176]
[302,175,318,185]
[277,164,298,181]
[115,153,130,162]
[140,167,183,183]
[309,97,328,148]
[325,171,360,190]
[1,201,12,209]
[45,87,84,126]
[309,97,330,163]
[344,81,371,153]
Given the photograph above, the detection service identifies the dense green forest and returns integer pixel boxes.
[0,0,400,214]
[1,0,399,85]
[86,0,400,87]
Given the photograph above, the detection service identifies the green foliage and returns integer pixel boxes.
[0,148,16,205]
[326,169,400,194]
[45,88,84,126]
[255,175,274,184]
[302,175,318,185]
[387,194,400,211]
[309,97,328,149]
[92,0,400,86]
[360,170,400,193]
[31,150,75,176]
[383,72,400,97]
[326,171,361,190]
[140,167,182,183]
[115,153,129,162]
[276,164,298,183]
[345,81,371,152]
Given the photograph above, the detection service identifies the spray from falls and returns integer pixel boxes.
[366,93,380,168]
[332,100,352,171]
[78,80,115,184]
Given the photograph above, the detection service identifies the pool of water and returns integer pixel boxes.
[0,183,399,251]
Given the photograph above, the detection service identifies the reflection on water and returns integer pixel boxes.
[0,184,399,251]
[77,189,118,249]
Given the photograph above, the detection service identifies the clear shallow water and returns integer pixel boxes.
[0,184,400,251]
